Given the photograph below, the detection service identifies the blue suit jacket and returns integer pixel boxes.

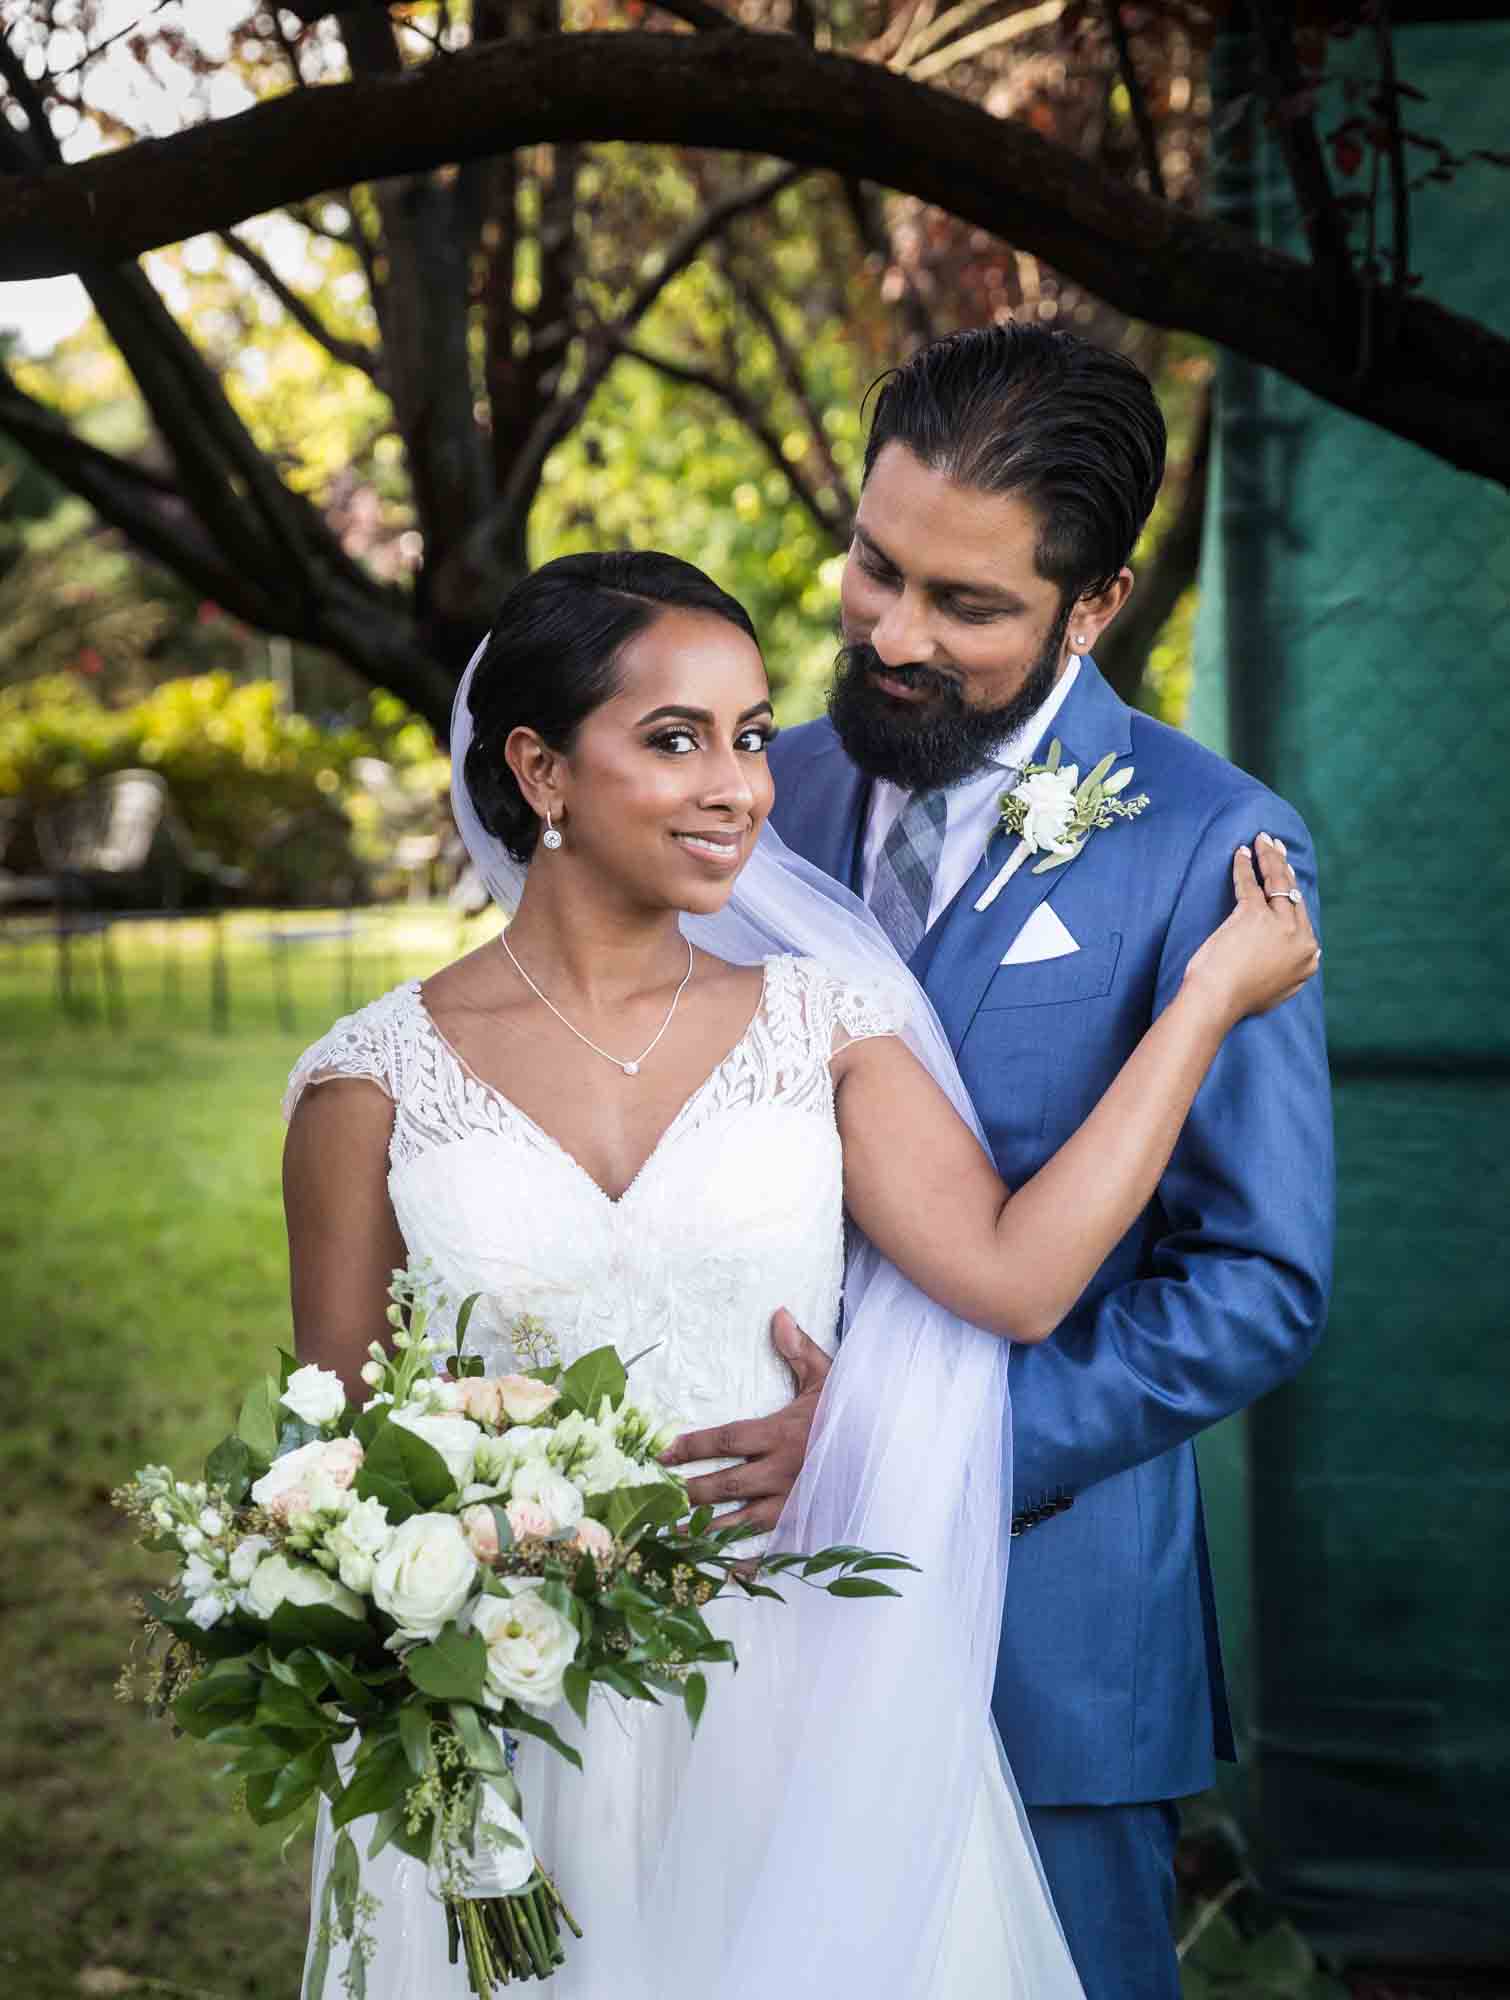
[769,661,1334,1806]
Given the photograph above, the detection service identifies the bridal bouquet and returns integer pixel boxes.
[114,1263,910,1997]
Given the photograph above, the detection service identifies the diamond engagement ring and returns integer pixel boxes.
[1265,888,1302,904]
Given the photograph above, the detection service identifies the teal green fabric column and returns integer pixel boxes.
[1192,19,1510,1963]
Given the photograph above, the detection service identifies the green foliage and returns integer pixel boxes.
[0,669,440,900]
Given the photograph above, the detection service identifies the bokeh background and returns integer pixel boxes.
[1,4,1506,1997]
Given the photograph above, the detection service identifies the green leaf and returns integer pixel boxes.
[1078,751,1118,797]
[502,1705,583,1771]
[1032,847,1079,875]
[246,1740,327,1824]
[448,1700,509,1775]
[237,1377,280,1461]
[303,1853,336,2000]
[404,1625,488,1705]
[351,1403,389,1451]
[1044,738,1063,770]
[592,1481,686,1541]
[354,1421,456,1522]
[278,1348,300,1395]
[398,1702,433,1777]
[562,1664,593,1728]
[330,1734,411,1830]
[204,1433,257,1502]
[266,1646,328,1699]
[313,1649,385,1718]
[455,1292,481,1347]
[824,1576,903,1599]
[276,1413,323,1459]
[331,1829,361,1938]
[557,1344,627,1416]
[683,1671,707,1734]
[365,1803,404,1863]
[256,1678,332,1736]
[174,1667,262,1739]
[848,1555,920,1574]
[266,1599,374,1657]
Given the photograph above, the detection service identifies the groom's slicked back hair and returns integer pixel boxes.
[464,550,758,864]
[862,324,1166,602]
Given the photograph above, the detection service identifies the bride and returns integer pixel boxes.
[283,551,1318,1999]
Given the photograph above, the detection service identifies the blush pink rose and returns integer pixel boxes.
[506,1500,555,1543]
[454,1378,507,1427]
[497,1376,560,1425]
[461,1504,502,1561]
[570,1519,614,1562]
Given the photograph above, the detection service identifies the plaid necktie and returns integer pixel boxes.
[869,787,948,961]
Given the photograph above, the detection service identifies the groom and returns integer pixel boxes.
[664,325,1334,1997]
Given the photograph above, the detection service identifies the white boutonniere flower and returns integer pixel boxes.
[975,740,1149,911]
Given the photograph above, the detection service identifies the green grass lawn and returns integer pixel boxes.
[0,906,1346,2000]
[0,909,487,2000]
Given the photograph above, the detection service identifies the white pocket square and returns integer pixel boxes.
[1000,904,1080,966]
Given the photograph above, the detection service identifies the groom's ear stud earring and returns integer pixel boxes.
[1073,633,1088,649]
[541,808,564,852]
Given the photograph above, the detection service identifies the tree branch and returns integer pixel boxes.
[1101,0,1165,201]
[218,228,382,377]
[1093,381,1209,704]
[614,338,850,546]
[723,248,856,526]
[444,158,807,599]
[1247,0,1354,297]
[0,32,1507,485]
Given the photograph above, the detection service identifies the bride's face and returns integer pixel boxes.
[555,606,776,916]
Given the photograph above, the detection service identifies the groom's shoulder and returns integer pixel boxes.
[1124,708,1306,840]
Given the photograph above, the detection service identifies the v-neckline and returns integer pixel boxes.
[410,957,776,1209]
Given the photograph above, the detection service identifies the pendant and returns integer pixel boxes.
[622,1061,640,1076]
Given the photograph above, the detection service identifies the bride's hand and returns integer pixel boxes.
[1181,832,1321,1028]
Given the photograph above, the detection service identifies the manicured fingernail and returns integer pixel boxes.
[1238,844,1251,857]
[1275,838,1288,856]
[1257,831,1272,845]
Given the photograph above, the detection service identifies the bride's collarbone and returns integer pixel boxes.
[418,959,768,1196]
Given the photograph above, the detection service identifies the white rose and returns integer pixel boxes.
[371,1513,477,1639]
[228,1535,273,1586]
[244,1552,366,1624]
[388,1409,483,1492]
[324,1496,393,1595]
[1012,768,1080,856]
[508,1462,583,1537]
[470,1580,579,1710]
[280,1363,348,1428]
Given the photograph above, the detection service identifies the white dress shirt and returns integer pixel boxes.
[860,656,1082,931]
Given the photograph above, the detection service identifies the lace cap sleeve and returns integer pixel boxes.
[281,986,410,1123]
[787,956,910,1059]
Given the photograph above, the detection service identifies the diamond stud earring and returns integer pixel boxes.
[541,808,564,852]
[1073,633,1088,648]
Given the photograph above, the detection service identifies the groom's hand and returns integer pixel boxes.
[659,1308,832,1533]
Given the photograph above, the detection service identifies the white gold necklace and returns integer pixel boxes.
[499,931,695,1078]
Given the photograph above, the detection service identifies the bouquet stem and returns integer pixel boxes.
[448,1870,582,1992]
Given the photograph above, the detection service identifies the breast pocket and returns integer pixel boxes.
[976,932,1123,1011]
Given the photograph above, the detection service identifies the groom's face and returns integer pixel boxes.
[832,444,1083,789]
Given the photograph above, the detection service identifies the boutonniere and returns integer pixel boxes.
[974,740,1149,911]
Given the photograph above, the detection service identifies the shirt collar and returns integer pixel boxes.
[986,654,1082,775]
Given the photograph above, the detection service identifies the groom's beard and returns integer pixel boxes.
[826,605,1071,794]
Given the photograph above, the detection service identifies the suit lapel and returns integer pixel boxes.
[920,660,1134,1052]
[798,730,872,896]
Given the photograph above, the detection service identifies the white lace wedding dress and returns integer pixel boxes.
[285,952,1082,1998]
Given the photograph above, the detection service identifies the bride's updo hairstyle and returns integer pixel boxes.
[462,550,759,865]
